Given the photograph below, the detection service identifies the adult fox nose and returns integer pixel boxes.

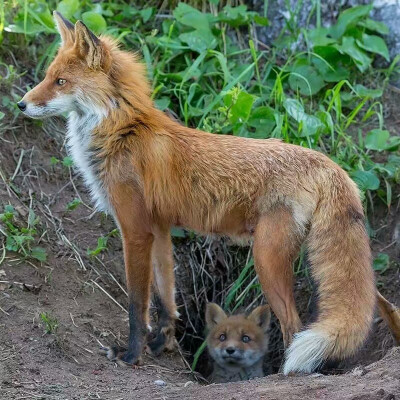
[17,101,26,111]
[225,347,236,355]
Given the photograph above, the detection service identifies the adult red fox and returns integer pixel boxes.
[18,11,377,374]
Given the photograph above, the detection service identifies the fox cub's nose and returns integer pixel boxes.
[225,347,236,355]
[17,101,26,111]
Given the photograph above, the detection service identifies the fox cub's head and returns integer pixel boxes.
[18,12,149,119]
[206,303,271,369]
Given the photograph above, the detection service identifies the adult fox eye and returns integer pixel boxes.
[219,334,226,342]
[242,335,251,343]
[56,78,67,86]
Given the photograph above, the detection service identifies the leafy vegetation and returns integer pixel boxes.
[40,311,58,334]
[0,205,47,262]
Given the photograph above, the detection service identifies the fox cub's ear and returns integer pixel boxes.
[53,11,75,46]
[206,303,227,329]
[74,20,105,69]
[248,305,271,333]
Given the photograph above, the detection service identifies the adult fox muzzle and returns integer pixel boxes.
[18,11,376,374]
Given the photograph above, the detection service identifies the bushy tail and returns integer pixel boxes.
[283,174,376,374]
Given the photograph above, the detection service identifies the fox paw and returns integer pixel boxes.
[100,346,143,367]
[147,325,178,356]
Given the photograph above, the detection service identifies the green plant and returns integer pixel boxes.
[87,228,119,257]
[0,205,47,262]
[66,198,82,211]
[40,311,58,334]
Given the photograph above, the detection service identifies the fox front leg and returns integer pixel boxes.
[106,183,154,365]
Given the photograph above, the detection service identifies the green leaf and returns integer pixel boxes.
[288,65,325,96]
[31,247,47,262]
[56,0,80,19]
[154,97,170,111]
[365,129,390,151]
[140,8,153,23]
[330,5,373,39]
[254,15,269,26]
[174,3,210,31]
[354,84,383,98]
[283,99,324,137]
[81,11,107,33]
[358,18,389,35]
[67,198,82,211]
[50,156,60,166]
[219,5,250,28]
[179,31,215,53]
[351,170,380,191]
[356,33,390,61]
[308,27,337,47]
[248,106,276,135]
[336,36,372,72]
[229,91,255,125]
[0,111,5,120]
[62,156,74,167]
[373,253,389,272]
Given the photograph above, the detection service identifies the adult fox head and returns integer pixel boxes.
[17,12,113,118]
[206,303,271,369]
[18,12,150,120]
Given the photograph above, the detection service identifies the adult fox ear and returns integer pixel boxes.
[206,303,227,329]
[74,20,104,69]
[53,11,75,46]
[248,305,271,334]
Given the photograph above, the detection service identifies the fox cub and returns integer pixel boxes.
[205,303,271,383]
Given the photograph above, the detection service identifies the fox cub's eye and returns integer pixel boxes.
[242,335,251,343]
[219,334,226,342]
[56,78,67,86]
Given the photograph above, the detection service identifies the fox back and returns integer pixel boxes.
[205,303,271,383]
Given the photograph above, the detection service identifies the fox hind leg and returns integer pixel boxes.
[253,207,303,348]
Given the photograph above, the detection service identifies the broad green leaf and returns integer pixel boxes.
[248,106,275,133]
[81,11,107,33]
[329,5,373,39]
[354,84,383,98]
[356,33,390,61]
[336,36,372,72]
[358,18,389,35]
[229,91,254,125]
[373,253,389,272]
[365,129,390,151]
[155,97,170,111]
[31,247,47,262]
[179,31,215,53]
[219,5,249,28]
[351,170,380,191]
[57,0,79,19]
[283,99,324,137]
[173,3,213,33]
[140,8,153,23]
[254,15,269,26]
[288,65,325,96]
[308,27,337,47]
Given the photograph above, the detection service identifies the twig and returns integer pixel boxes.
[90,280,128,314]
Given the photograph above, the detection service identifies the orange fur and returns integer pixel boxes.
[19,12,377,373]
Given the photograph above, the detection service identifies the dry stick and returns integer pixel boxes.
[10,149,24,181]
[90,279,128,314]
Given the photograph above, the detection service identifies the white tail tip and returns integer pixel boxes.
[283,329,330,375]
